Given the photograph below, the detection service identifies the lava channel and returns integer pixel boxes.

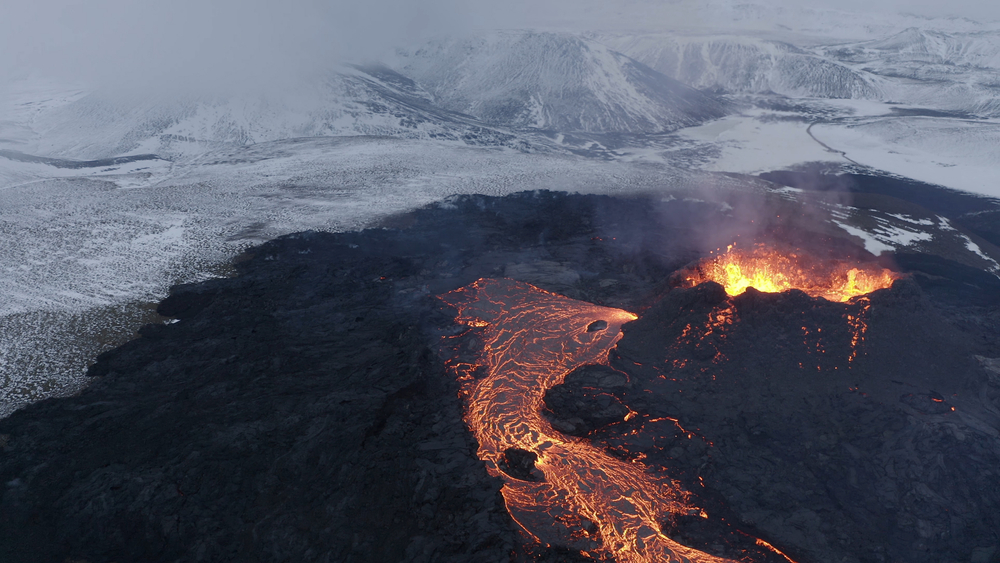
[441,278,779,563]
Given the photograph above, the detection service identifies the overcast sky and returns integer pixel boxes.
[2,0,998,93]
[777,0,1000,19]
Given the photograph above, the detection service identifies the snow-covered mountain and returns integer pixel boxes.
[592,34,881,99]
[819,28,1000,115]
[16,25,997,165]
[3,65,534,161]
[594,28,1000,117]
[825,28,1000,69]
[4,31,738,161]
[393,32,729,134]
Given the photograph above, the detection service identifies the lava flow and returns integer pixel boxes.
[441,278,778,563]
[683,244,900,303]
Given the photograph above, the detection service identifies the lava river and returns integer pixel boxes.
[442,278,756,563]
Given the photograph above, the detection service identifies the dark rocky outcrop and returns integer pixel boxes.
[543,365,631,437]
[499,448,543,482]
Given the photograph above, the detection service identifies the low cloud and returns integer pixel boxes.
[3,0,997,96]
[1,0,468,93]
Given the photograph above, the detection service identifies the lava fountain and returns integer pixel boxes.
[682,244,900,303]
[441,278,791,563]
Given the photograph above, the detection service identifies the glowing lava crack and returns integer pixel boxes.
[683,244,900,303]
[442,278,770,563]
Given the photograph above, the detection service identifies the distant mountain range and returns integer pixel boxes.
[13,65,534,160]
[1,32,733,161]
[596,28,1000,116]
[5,26,1000,164]
[821,28,1000,115]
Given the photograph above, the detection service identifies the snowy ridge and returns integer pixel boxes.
[819,28,1000,116]
[393,31,729,134]
[595,28,1000,117]
[592,34,882,99]
[827,28,1000,70]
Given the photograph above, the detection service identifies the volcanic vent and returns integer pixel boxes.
[680,244,900,303]
[677,244,903,365]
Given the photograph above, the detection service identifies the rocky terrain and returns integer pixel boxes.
[1,186,998,562]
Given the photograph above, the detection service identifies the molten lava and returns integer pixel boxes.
[441,279,796,563]
[683,245,900,303]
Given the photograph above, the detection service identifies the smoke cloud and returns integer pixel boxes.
[0,0,469,93]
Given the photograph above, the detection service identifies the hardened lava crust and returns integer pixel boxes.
[1,187,999,563]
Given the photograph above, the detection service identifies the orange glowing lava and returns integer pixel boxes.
[684,245,900,303]
[441,278,796,563]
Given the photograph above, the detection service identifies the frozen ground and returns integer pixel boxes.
[811,117,1000,198]
[670,109,840,173]
[630,99,1000,200]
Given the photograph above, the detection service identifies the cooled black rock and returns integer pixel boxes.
[0,189,997,563]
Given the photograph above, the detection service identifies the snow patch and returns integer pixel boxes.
[886,212,934,226]
[832,214,933,255]
[811,118,1000,198]
[938,216,958,231]
[526,95,546,129]
[962,235,1000,272]
[832,221,895,255]
[876,223,934,247]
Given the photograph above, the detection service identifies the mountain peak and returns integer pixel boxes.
[394,31,728,134]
